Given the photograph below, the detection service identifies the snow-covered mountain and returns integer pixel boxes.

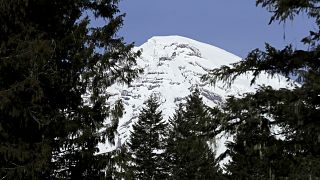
[100,35,292,156]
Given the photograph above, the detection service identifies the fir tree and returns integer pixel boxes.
[127,95,168,180]
[0,0,140,179]
[166,90,223,179]
[202,0,320,178]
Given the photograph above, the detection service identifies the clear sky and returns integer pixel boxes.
[115,0,316,58]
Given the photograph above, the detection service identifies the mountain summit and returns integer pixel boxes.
[102,35,292,154]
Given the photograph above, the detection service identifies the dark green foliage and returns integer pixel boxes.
[256,0,320,25]
[166,90,223,179]
[127,95,168,179]
[203,0,320,179]
[217,89,297,179]
[0,0,140,179]
[104,144,134,179]
[218,86,320,179]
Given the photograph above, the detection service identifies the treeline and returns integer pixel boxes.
[107,90,224,179]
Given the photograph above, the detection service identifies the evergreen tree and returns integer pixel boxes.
[127,95,168,180]
[218,93,292,179]
[105,144,134,179]
[202,0,320,178]
[166,90,223,179]
[0,0,140,179]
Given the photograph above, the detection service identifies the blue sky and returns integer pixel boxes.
[115,0,316,58]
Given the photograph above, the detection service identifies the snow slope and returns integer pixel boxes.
[100,35,293,162]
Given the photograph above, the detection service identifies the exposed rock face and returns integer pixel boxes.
[102,35,292,155]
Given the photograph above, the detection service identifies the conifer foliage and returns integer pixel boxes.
[127,95,168,179]
[0,0,140,179]
[166,90,222,179]
[203,0,320,179]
